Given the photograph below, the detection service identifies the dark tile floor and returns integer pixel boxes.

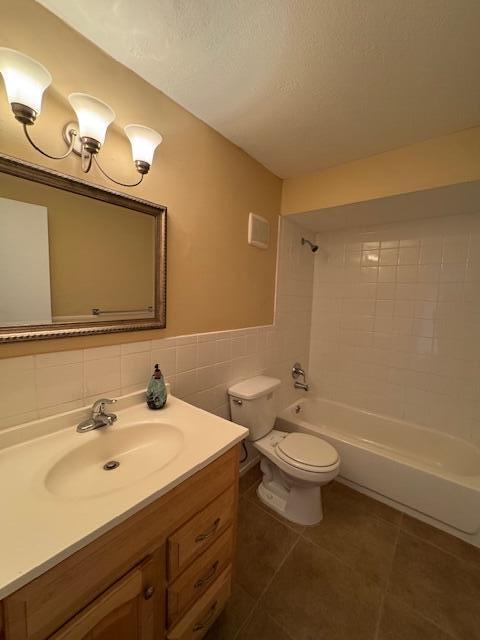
[206,464,480,640]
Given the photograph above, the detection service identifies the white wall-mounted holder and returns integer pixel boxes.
[248,212,269,249]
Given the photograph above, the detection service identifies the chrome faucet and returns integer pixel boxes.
[76,398,118,433]
[292,362,309,391]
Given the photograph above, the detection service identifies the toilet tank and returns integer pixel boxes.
[228,376,281,441]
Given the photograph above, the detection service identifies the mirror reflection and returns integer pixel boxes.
[0,172,156,326]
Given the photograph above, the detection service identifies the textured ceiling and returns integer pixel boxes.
[37,0,480,178]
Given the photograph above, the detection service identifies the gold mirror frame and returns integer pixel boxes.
[0,153,167,343]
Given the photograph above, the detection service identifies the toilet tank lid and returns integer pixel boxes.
[228,376,281,400]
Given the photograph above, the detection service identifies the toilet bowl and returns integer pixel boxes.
[254,429,339,525]
[228,376,340,525]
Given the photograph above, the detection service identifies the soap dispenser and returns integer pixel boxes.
[146,364,167,410]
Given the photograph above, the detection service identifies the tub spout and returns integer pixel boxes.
[292,362,309,391]
[294,381,309,391]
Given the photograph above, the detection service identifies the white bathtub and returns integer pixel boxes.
[277,397,480,541]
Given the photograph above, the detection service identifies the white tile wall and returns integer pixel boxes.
[0,327,258,430]
[273,216,316,409]
[309,212,480,445]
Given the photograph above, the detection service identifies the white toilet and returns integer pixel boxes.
[228,375,340,525]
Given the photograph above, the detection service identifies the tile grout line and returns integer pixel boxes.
[298,515,399,586]
[372,592,387,640]
[298,529,372,585]
[373,513,403,640]
[388,518,472,640]
[233,536,301,640]
[383,593,460,640]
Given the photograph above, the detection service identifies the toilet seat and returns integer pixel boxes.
[276,432,339,473]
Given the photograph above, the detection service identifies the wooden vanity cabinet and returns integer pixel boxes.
[1,446,240,640]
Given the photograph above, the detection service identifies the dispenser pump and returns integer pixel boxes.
[146,363,167,410]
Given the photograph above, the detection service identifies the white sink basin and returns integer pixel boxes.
[45,422,184,499]
[0,390,248,599]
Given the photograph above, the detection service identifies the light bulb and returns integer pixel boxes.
[124,124,163,173]
[0,48,52,123]
[68,93,115,150]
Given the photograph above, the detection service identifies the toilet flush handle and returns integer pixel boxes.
[232,397,243,405]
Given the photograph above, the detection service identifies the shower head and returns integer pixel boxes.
[301,238,319,253]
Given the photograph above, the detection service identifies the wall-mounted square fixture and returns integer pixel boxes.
[248,212,269,249]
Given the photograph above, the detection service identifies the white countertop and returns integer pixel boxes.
[0,392,247,599]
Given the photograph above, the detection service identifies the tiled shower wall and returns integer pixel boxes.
[0,217,314,431]
[274,216,315,403]
[309,212,480,445]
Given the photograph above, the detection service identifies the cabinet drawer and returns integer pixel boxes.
[166,568,231,640]
[168,485,235,579]
[167,526,234,627]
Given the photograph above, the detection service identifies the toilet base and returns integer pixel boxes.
[257,475,324,526]
[252,430,339,526]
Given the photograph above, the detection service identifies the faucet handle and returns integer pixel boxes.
[292,362,305,380]
[92,398,117,415]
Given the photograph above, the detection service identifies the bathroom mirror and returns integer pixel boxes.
[0,153,166,342]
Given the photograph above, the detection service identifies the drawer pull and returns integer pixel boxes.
[195,518,221,543]
[144,586,155,600]
[194,561,219,589]
[192,601,218,632]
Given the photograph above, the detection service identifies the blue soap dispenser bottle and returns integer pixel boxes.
[146,364,167,410]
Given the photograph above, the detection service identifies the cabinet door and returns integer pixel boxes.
[49,556,161,640]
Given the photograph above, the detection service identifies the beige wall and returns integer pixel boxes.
[0,0,282,358]
[281,126,480,215]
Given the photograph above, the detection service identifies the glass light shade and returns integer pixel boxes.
[68,93,115,145]
[124,124,163,166]
[0,48,52,114]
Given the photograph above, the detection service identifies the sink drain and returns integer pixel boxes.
[103,460,120,471]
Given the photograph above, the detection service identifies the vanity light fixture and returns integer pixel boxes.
[0,48,163,187]
[124,125,164,175]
